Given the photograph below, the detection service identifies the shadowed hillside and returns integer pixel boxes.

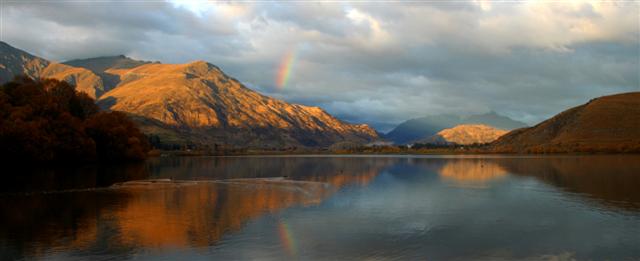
[490,92,640,153]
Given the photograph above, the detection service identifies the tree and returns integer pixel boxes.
[0,77,149,163]
[85,111,149,161]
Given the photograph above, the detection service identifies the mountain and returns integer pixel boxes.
[0,41,49,80]
[0,41,105,98]
[0,41,378,148]
[464,112,527,129]
[385,112,527,144]
[95,61,378,148]
[64,55,154,72]
[490,92,640,153]
[416,124,508,145]
[64,55,157,94]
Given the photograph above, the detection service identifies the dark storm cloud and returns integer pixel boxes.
[1,0,638,132]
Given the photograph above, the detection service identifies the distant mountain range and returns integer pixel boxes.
[384,112,527,144]
[0,41,378,148]
[417,124,508,145]
[490,92,640,153]
[3,41,637,153]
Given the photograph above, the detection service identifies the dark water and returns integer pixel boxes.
[1,155,640,260]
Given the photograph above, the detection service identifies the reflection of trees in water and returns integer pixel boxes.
[0,157,393,259]
[0,164,149,259]
[0,189,136,260]
[1,163,149,193]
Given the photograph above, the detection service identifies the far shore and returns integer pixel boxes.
[149,148,640,157]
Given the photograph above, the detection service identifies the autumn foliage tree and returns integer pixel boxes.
[85,111,149,161]
[0,77,149,162]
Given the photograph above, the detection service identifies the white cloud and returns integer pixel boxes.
[1,0,638,130]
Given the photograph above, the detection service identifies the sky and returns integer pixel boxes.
[1,0,638,132]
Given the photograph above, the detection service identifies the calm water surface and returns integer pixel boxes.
[1,155,639,260]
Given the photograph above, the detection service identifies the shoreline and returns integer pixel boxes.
[150,149,640,157]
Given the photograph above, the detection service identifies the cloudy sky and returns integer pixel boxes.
[1,0,638,132]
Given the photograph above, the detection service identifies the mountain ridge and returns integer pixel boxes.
[0,41,379,148]
[489,92,640,153]
[385,112,527,144]
[417,124,508,145]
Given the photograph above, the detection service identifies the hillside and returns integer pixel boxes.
[0,42,106,98]
[385,112,526,144]
[490,92,640,153]
[0,41,378,148]
[96,61,378,148]
[64,55,154,72]
[0,41,49,80]
[417,124,507,145]
[64,55,157,94]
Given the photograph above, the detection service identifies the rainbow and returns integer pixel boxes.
[276,49,297,89]
[278,220,297,256]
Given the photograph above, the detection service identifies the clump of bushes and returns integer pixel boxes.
[0,77,149,162]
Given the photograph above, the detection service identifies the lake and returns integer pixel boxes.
[1,155,639,260]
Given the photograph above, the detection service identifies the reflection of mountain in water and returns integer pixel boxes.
[424,156,640,211]
[438,159,507,187]
[389,156,640,212]
[491,156,640,212]
[2,156,639,260]
[110,179,334,248]
[144,156,392,183]
[0,157,391,259]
